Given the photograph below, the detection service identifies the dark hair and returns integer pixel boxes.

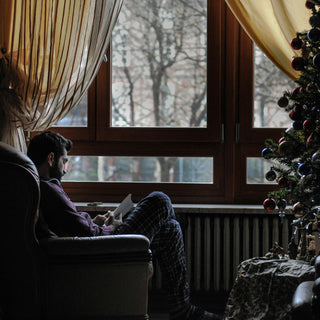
[27,131,72,167]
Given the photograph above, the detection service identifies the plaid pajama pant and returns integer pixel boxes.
[113,191,190,317]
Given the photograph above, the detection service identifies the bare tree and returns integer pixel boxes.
[112,0,207,181]
[254,46,295,128]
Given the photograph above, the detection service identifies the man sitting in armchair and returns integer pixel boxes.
[27,131,221,320]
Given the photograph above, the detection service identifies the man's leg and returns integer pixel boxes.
[113,192,220,319]
[113,192,191,317]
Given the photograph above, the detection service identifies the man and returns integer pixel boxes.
[27,131,221,320]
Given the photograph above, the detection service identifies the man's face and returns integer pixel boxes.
[50,148,69,181]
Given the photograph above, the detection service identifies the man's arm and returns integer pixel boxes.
[39,179,111,237]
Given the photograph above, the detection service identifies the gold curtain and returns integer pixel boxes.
[225,0,311,80]
[0,0,123,152]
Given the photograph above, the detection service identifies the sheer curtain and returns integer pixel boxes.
[225,0,311,80]
[0,0,123,152]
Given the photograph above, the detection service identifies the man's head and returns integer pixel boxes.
[27,131,73,181]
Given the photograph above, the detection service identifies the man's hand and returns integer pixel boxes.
[92,214,107,226]
[104,210,123,232]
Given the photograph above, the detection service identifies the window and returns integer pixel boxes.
[50,0,292,204]
[236,29,296,202]
[64,156,213,183]
[111,1,207,129]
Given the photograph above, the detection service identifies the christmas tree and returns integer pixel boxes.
[262,0,320,240]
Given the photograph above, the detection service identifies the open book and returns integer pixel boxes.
[113,193,134,219]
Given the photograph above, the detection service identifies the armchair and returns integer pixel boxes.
[0,141,152,320]
[291,255,320,320]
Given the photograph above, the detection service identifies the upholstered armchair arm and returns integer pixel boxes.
[41,234,153,319]
[40,234,152,262]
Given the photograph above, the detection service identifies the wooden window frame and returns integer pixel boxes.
[47,1,283,205]
[48,0,225,204]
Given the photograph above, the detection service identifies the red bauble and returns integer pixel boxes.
[303,119,316,132]
[278,137,286,144]
[292,87,301,95]
[290,37,303,50]
[306,1,315,9]
[278,177,290,188]
[263,198,276,211]
[306,131,320,148]
[289,109,302,121]
[291,57,305,71]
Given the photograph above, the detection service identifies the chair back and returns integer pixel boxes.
[0,142,44,319]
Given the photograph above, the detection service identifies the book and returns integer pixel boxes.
[113,193,134,218]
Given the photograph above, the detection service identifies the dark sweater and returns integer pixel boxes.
[37,178,111,238]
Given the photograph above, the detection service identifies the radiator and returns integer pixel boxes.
[150,212,294,293]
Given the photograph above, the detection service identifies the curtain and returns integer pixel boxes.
[0,0,123,152]
[225,0,312,81]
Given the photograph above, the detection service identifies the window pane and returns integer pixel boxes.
[64,156,213,183]
[111,0,207,128]
[247,157,277,184]
[55,93,88,127]
[253,45,295,128]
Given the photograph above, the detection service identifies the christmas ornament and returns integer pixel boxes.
[278,137,286,144]
[312,151,320,168]
[277,96,289,108]
[263,198,276,211]
[310,15,320,28]
[278,140,292,155]
[278,176,290,188]
[277,199,287,210]
[306,131,320,148]
[291,37,303,50]
[291,57,306,71]
[289,109,301,120]
[292,202,302,212]
[292,87,301,95]
[298,162,311,175]
[290,104,304,120]
[303,119,316,132]
[261,147,273,159]
[265,170,277,181]
[308,28,320,42]
[293,121,304,130]
[295,104,304,113]
[291,87,301,96]
[306,1,316,9]
[314,53,320,67]
[307,82,316,92]
[277,198,287,222]
[293,202,305,217]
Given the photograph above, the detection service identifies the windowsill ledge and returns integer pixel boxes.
[75,202,286,215]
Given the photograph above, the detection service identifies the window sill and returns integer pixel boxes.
[75,202,285,215]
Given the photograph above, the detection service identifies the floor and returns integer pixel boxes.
[149,311,225,319]
[148,290,227,320]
